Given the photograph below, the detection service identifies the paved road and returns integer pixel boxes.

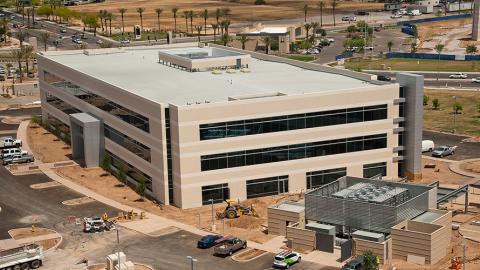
[368,71,480,88]
[423,130,480,161]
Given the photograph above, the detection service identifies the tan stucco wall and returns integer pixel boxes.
[268,207,304,236]
[354,238,392,264]
[286,224,316,251]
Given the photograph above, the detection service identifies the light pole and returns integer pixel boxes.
[209,198,215,231]
[186,256,197,270]
[452,95,457,133]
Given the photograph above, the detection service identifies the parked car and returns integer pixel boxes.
[60,28,67,33]
[342,257,364,270]
[431,145,455,157]
[197,234,223,249]
[73,38,83,44]
[354,11,369,16]
[422,140,435,152]
[342,16,357,22]
[213,237,247,256]
[391,13,403,18]
[0,137,22,149]
[273,250,301,269]
[449,72,468,79]
[398,8,408,15]
[2,153,34,165]
[27,72,35,78]
[120,39,131,44]
[96,39,103,45]
[377,75,391,81]
[407,9,422,16]
[471,77,480,83]
[1,148,28,160]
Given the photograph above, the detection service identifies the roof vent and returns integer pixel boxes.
[212,69,222,75]
[226,69,236,74]
[240,67,251,73]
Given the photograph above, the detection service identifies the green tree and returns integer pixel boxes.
[454,101,463,114]
[22,45,33,75]
[466,44,477,55]
[155,8,163,32]
[194,25,202,42]
[15,31,26,47]
[189,10,194,34]
[303,4,309,23]
[423,95,429,106]
[211,23,218,42]
[37,4,53,21]
[135,176,146,200]
[311,21,319,40]
[318,1,325,27]
[106,12,113,36]
[362,250,379,270]
[254,0,266,5]
[387,40,393,52]
[304,23,312,41]
[101,154,112,171]
[220,33,232,46]
[410,41,417,53]
[10,48,23,83]
[118,8,127,35]
[116,168,127,185]
[215,8,222,26]
[136,7,145,32]
[172,7,179,32]
[201,9,208,35]
[432,98,440,110]
[434,43,444,80]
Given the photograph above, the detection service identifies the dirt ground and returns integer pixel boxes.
[8,227,61,251]
[55,165,303,244]
[88,263,152,270]
[418,158,474,186]
[71,0,383,30]
[234,248,267,261]
[461,160,480,174]
[26,122,72,163]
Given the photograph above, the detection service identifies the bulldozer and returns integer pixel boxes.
[216,199,259,219]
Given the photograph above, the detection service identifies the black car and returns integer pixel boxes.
[197,234,223,249]
[354,11,370,16]
[377,75,391,81]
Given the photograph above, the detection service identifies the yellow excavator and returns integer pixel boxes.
[216,199,259,219]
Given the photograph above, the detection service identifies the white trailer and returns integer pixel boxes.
[447,2,474,12]
[0,242,43,270]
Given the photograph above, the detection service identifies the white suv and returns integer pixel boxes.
[449,72,467,79]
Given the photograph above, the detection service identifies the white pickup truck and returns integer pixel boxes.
[0,136,22,149]
[0,243,43,270]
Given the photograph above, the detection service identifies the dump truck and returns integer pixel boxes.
[213,237,246,256]
[0,242,43,270]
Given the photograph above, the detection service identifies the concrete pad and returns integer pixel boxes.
[301,248,343,268]
[30,181,62,189]
[62,196,96,206]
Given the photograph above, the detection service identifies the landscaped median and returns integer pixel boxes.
[344,57,480,72]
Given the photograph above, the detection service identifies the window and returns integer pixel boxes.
[307,167,347,189]
[363,162,387,178]
[398,132,404,146]
[44,71,149,132]
[104,124,151,162]
[399,103,405,118]
[165,108,174,204]
[201,134,388,171]
[246,175,288,199]
[46,113,71,144]
[106,150,153,191]
[202,184,229,205]
[399,86,405,98]
[199,105,388,140]
[46,92,81,115]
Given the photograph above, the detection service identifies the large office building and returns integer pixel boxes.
[37,43,424,209]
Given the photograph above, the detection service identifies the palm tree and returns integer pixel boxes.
[215,8,222,25]
[118,8,127,35]
[31,5,36,26]
[434,43,444,81]
[311,22,319,40]
[304,23,312,41]
[183,10,189,33]
[155,8,163,32]
[188,10,194,34]
[262,36,272,54]
[202,9,208,35]
[98,10,106,33]
[22,45,33,75]
[1,18,10,45]
[221,8,231,18]
[221,20,231,35]
[303,4,309,23]
[331,0,338,27]
[194,25,202,42]
[10,48,23,83]
[387,41,393,52]
[106,12,113,36]
[211,23,218,42]
[220,33,232,46]
[40,31,50,52]
[239,35,249,50]
[318,1,325,27]
[172,7,179,33]
[15,31,26,47]
[136,7,145,32]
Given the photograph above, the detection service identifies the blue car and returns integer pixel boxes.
[197,234,223,249]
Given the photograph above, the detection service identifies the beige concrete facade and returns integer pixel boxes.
[267,202,305,236]
[354,238,392,264]
[286,223,317,251]
[37,44,407,209]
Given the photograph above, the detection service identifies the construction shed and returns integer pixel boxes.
[267,201,305,236]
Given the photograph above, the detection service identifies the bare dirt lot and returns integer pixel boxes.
[55,165,302,244]
[71,0,383,30]
[27,123,72,163]
[461,160,480,174]
[9,227,61,251]
[419,158,474,186]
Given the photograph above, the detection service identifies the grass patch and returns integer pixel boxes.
[424,89,480,136]
[345,58,480,72]
[110,32,167,41]
[285,54,316,62]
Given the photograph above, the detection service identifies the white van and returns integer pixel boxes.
[422,140,434,152]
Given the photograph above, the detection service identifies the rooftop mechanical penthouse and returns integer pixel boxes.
[37,43,424,209]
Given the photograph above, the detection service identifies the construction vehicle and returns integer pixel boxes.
[0,241,43,270]
[216,199,258,219]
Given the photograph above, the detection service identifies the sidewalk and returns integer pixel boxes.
[449,158,480,178]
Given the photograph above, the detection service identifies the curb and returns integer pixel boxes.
[422,155,455,163]
[231,248,269,263]
[448,158,480,178]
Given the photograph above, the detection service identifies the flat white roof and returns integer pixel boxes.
[42,46,372,106]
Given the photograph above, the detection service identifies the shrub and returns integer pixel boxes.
[101,154,112,171]
[423,95,429,106]
[254,0,266,4]
[135,176,146,199]
[116,168,127,185]
[454,101,463,114]
[432,98,440,110]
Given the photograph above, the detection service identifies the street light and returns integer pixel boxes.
[452,95,457,133]
[208,198,215,231]
[186,256,198,270]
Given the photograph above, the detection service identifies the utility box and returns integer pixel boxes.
[106,252,126,270]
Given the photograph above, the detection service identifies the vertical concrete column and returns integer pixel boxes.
[70,113,101,168]
[396,73,424,181]
[473,0,480,41]
[289,172,306,194]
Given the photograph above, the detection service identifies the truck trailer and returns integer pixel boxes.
[0,242,43,270]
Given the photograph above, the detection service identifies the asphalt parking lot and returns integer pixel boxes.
[423,130,480,161]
